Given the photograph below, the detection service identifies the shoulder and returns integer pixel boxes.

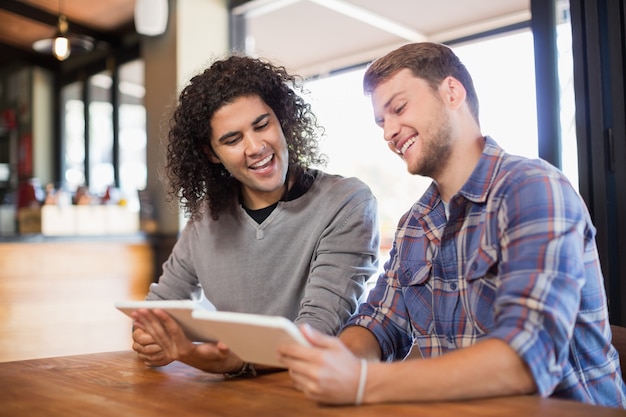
[181,200,243,235]
[310,169,375,197]
[492,155,590,223]
[496,155,575,196]
[295,170,377,218]
[501,153,561,177]
[481,137,574,197]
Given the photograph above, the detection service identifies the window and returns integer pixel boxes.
[306,69,430,250]
[556,2,577,190]
[453,30,538,160]
[88,70,114,195]
[306,28,540,253]
[118,60,147,209]
[59,58,146,207]
[61,81,85,190]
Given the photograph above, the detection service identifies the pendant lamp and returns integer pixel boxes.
[134,0,169,36]
[32,0,94,61]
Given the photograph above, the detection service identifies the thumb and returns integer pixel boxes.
[216,341,231,354]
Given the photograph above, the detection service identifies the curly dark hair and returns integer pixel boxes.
[165,55,326,221]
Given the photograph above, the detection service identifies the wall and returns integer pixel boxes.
[32,67,54,186]
[142,0,229,236]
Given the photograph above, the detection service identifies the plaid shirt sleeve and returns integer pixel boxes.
[345,184,442,361]
[486,159,622,404]
[346,213,417,361]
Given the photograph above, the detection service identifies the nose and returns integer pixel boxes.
[245,134,266,155]
[383,118,400,148]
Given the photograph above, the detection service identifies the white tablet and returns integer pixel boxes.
[114,300,218,343]
[191,310,311,368]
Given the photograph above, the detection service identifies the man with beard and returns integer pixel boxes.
[278,42,626,408]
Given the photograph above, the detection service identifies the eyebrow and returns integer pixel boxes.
[216,113,271,143]
[253,113,271,125]
[217,131,238,143]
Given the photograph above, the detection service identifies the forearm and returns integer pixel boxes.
[364,338,537,404]
[296,198,379,335]
[172,343,285,376]
[339,325,382,361]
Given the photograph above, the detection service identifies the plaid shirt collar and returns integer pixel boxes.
[414,136,505,220]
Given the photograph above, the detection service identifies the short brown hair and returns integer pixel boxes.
[363,42,480,124]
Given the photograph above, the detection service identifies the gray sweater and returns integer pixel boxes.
[147,170,380,335]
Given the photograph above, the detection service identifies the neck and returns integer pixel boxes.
[241,172,291,210]
[436,134,485,203]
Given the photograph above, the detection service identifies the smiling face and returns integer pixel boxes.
[371,68,454,180]
[208,95,290,210]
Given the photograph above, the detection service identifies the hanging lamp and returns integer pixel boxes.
[32,0,94,61]
[134,0,169,36]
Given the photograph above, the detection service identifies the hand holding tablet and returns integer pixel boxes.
[190,309,311,368]
[114,299,218,342]
[115,300,310,367]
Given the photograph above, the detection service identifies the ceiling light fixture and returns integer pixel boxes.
[134,0,169,36]
[51,14,70,60]
[32,0,94,61]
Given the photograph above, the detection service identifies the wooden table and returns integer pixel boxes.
[0,350,624,416]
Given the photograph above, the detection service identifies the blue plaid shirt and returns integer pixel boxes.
[348,137,626,408]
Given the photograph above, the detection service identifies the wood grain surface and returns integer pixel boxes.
[0,350,624,417]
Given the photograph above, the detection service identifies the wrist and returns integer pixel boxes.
[355,359,368,405]
[225,362,256,378]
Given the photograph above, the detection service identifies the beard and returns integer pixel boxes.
[407,108,454,179]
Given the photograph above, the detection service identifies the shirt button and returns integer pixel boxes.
[471,262,478,271]
[450,282,457,290]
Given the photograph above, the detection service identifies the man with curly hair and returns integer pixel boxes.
[130,55,380,378]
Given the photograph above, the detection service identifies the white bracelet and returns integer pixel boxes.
[355,359,368,406]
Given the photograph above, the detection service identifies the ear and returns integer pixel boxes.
[203,145,221,164]
[441,76,467,110]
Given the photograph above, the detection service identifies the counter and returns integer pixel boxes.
[0,235,156,362]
